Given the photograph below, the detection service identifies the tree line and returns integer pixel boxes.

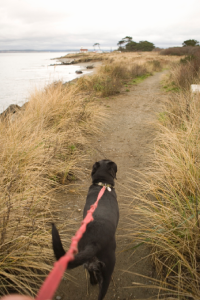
[117,37,200,52]
[117,36,155,52]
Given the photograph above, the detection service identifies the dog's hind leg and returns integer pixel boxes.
[84,258,105,285]
[97,250,116,300]
[52,224,98,269]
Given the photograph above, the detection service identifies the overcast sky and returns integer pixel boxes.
[0,0,200,50]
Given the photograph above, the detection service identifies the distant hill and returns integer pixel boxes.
[0,50,78,53]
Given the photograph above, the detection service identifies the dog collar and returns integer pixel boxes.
[96,182,113,192]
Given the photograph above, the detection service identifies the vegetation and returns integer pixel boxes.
[128,49,200,299]
[117,36,155,52]
[0,81,103,295]
[182,39,199,47]
[93,43,101,51]
[0,51,179,296]
[160,45,200,56]
[167,50,200,89]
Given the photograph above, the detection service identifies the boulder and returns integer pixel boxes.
[0,104,21,121]
[86,65,94,69]
[58,58,75,65]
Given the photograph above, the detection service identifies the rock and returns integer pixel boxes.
[0,104,21,121]
[75,70,83,74]
[86,65,94,69]
[57,58,75,65]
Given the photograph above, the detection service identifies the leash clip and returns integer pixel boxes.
[107,186,111,192]
[97,182,112,192]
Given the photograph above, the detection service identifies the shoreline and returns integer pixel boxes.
[0,60,102,117]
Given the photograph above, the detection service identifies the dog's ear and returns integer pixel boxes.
[91,162,100,176]
[107,161,117,179]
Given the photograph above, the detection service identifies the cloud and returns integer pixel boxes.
[0,0,200,50]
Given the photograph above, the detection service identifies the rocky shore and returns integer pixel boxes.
[0,60,101,120]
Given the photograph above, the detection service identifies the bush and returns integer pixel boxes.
[147,60,162,72]
[160,46,200,56]
[170,52,200,89]
[77,61,151,96]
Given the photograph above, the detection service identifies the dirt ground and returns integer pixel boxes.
[54,71,168,300]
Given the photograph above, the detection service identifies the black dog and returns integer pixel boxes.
[52,159,119,300]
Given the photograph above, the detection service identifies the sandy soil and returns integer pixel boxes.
[54,71,168,300]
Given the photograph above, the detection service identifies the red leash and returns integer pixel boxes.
[36,186,106,300]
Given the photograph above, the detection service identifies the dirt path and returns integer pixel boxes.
[55,71,167,300]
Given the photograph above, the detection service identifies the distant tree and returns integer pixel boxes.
[125,41,138,51]
[117,36,133,51]
[182,39,199,47]
[117,37,155,52]
[93,43,101,50]
[136,41,155,51]
[122,36,133,44]
[125,40,155,52]
[117,40,125,48]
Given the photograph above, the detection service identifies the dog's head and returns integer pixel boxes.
[91,159,117,186]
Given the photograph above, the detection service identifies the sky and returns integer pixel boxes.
[0,0,200,50]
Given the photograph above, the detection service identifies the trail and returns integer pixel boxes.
[55,71,167,300]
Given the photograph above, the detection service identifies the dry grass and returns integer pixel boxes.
[127,67,200,298]
[164,50,200,90]
[75,52,178,97]
[59,51,180,66]
[0,81,104,295]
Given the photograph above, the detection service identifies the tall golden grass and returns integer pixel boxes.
[165,50,200,90]
[0,51,178,296]
[127,55,200,298]
[60,51,180,67]
[0,81,104,295]
[76,53,176,97]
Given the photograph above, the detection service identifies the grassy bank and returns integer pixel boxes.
[59,51,180,66]
[0,80,104,295]
[128,51,200,298]
[0,51,179,296]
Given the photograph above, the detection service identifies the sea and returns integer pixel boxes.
[0,51,91,113]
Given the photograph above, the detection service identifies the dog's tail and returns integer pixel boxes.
[52,223,66,260]
[52,223,96,269]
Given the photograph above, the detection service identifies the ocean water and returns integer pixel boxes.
[0,52,90,113]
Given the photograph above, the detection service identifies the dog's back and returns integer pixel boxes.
[52,160,119,300]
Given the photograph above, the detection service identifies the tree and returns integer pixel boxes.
[117,40,125,48]
[117,36,133,51]
[122,36,133,44]
[125,40,155,51]
[93,43,101,50]
[117,36,155,52]
[125,41,138,51]
[182,39,199,47]
[136,41,155,51]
